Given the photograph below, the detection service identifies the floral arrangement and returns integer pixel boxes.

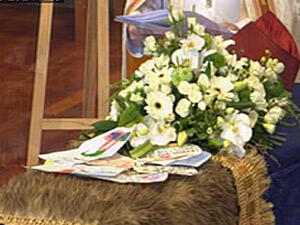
[80,8,300,159]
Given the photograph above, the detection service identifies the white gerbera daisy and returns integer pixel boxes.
[145,91,174,121]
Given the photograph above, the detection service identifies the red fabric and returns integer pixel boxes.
[229,11,300,90]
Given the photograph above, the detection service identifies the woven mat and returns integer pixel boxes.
[0,151,274,225]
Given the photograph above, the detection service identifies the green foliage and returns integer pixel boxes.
[92,120,118,132]
[118,103,143,127]
[172,67,193,86]
[204,53,226,69]
[129,141,155,159]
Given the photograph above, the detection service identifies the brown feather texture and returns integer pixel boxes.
[0,162,239,225]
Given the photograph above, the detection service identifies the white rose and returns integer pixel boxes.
[198,101,207,111]
[188,91,203,103]
[175,98,191,118]
[178,81,191,95]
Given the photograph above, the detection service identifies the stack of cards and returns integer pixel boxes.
[32,127,211,184]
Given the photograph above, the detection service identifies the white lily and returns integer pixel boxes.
[221,113,253,157]
[181,34,205,51]
[149,123,177,146]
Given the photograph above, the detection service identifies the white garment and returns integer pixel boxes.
[180,0,242,24]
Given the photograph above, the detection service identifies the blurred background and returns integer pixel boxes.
[0,1,126,184]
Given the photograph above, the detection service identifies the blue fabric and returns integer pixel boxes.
[265,84,300,225]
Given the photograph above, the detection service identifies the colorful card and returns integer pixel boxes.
[85,154,135,170]
[76,127,135,161]
[31,163,124,177]
[139,145,203,165]
[169,152,212,168]
[133,162,199,176]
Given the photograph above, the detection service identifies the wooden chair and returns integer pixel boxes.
[27,0,110,166]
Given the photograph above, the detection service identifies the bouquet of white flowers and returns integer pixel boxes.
[80,8,300,159]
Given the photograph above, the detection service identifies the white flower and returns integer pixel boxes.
[194,24,205,36]
[153,67,173,84]
[187,17,196,28]
[165,31,175,40]
[250,91,267,109]
[262,123,276,134]
[265,68,278,82]
[168,8,184,22]
[210,76,234,101]
[264,106,285,124]
[130,123,149,148]
[130,93,144,104]
[153,54,170,69]
[211,76,234,94]
[119,81,143,98]
[249,61,265,78]
[212,36,235,55]
[109,100,121,121]
[275,62,285,74]
[160,84,172,95]
[198,101,207,111]
[171,49,189,66]
[188,91,203,103]
[144,80,160,94]
[135,60,155,77]
[178,81,191,95]
[181,34,205,51]
[248,110,258,128]
[175,98,191,118]
[144,36,157,55]
[221,113,253,150]
[145,91,174,121]
[266,58,285,74]
[149,123,177,146]
[245,76,265,93]
[227,55,248,70]
[197,74,210,88]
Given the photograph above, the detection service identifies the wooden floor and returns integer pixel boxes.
[0,2,125,186]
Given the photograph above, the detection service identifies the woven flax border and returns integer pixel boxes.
[213,151,275,225]
[0,151,274,225]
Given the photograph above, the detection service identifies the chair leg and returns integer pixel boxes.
[97,0,110,119]
[82,0,97,118]
[27,3,54,166]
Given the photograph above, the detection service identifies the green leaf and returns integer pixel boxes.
[92,120,117,132]
[227,101,254,109]
[129,141,155,159]
[118,103,143,127]
[208,138,223,148]
[204,53,226,69]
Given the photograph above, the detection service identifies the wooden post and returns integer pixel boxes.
[27,3,54,166]
[97,0,110,118]
[82,0,97,118]
[27,0,111,167]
